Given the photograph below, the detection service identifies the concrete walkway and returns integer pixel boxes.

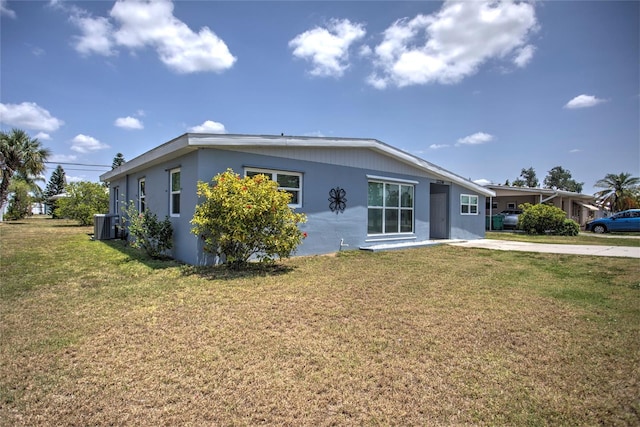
[448,239,640,258]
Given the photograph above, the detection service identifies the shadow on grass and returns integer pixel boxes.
[99,238,183,271]
[98,236,296,279]
[180,263,295,281]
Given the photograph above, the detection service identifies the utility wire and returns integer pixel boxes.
[45,161,111,168]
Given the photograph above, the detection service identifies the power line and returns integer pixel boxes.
[45,161,111,168]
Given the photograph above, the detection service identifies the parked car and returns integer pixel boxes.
[585,209,640,233]
[499,209,522,229]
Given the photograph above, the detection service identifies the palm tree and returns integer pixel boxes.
[594,172,640,212]
[0,129,51,218]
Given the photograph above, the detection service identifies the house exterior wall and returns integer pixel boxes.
[107,147,487,265]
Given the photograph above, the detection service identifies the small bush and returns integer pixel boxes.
[557,218,580,236]
[123,202,173,259]
[519,203,570,235]
[191,169,307,269]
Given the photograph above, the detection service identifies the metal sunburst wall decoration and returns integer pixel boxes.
[328,187,347,214]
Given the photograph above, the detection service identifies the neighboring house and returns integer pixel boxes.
[100,133,495,265]
[484,185,599,228]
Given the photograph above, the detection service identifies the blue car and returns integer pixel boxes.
[585,209,640,233]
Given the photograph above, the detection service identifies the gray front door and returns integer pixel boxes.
[430,192,448,239]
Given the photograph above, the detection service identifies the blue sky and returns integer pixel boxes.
[1,0,638,195]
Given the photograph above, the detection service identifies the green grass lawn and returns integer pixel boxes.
[486,231,640,247]
[1,218,639,425]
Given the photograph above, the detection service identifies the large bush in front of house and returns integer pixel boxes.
[518,203,579,236]
[191,168,307,269]
[57,181,109,226]
[123,201,173,259]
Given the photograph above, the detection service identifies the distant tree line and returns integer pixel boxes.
[502,166,639,212]
[504,166,583,193]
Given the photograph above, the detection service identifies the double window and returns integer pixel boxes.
[461,194,479,215]
[245,168,302,208]
[138,178,146,212]
[170,168,180,217]
[368,180,414,234]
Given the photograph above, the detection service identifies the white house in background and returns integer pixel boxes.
[100,133,495,265]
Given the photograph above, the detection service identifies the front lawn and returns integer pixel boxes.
[1,218,639,425]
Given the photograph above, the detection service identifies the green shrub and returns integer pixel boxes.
[518,203,569,235]
[191,169,307,269]
[123,202,173,259]
[557,218,580,236]
[5,180,33,220]
[57,181,109,225]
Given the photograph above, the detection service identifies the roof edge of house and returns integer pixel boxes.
[100,133,495,196]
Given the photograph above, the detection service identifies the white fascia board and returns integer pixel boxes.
[100,134,191,181]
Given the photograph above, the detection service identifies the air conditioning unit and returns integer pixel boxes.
[94,214,119,240]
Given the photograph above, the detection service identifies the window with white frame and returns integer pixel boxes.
[138,178,146,212]
[460,194,479,215]
[114,186,120,213]
[245,168,302,207]
[170,168,180,216]
[368,180,414,234]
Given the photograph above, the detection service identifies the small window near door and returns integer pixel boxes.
[461,194,479,215]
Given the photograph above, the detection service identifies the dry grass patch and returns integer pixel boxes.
[1,218,639,425]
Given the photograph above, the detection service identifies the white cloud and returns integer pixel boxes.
[0,0,16,18]
[368,0,538,88]
[71,134,110,153]
[66,0,236,74]
[456,132,494,146]
[359,45,372,57]
[188,120,226,133]
[114,116,144,130]
[429,144,449,150]
[110,0,236,73]
[66,175,84,183]
[473,178,492,186]
[35,132,51,140]
[564,94,606,109]
[70,12,116,56]
[513,44,535,68]
[0,102,64,132]
[569,148,582,153]
[303,130,326,137]
[290,18,366,77]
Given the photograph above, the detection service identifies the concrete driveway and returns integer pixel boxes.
[448,239,640,258]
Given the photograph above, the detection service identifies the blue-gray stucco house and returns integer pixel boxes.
[99,133,495,265]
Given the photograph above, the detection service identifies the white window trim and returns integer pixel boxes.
[366,174,419,185]
[138,178,146,212]
[113,186,120,214]
[460,194,479,215]
[170,168,180,217]
[244,167,303,208]
[367,179,415,236]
